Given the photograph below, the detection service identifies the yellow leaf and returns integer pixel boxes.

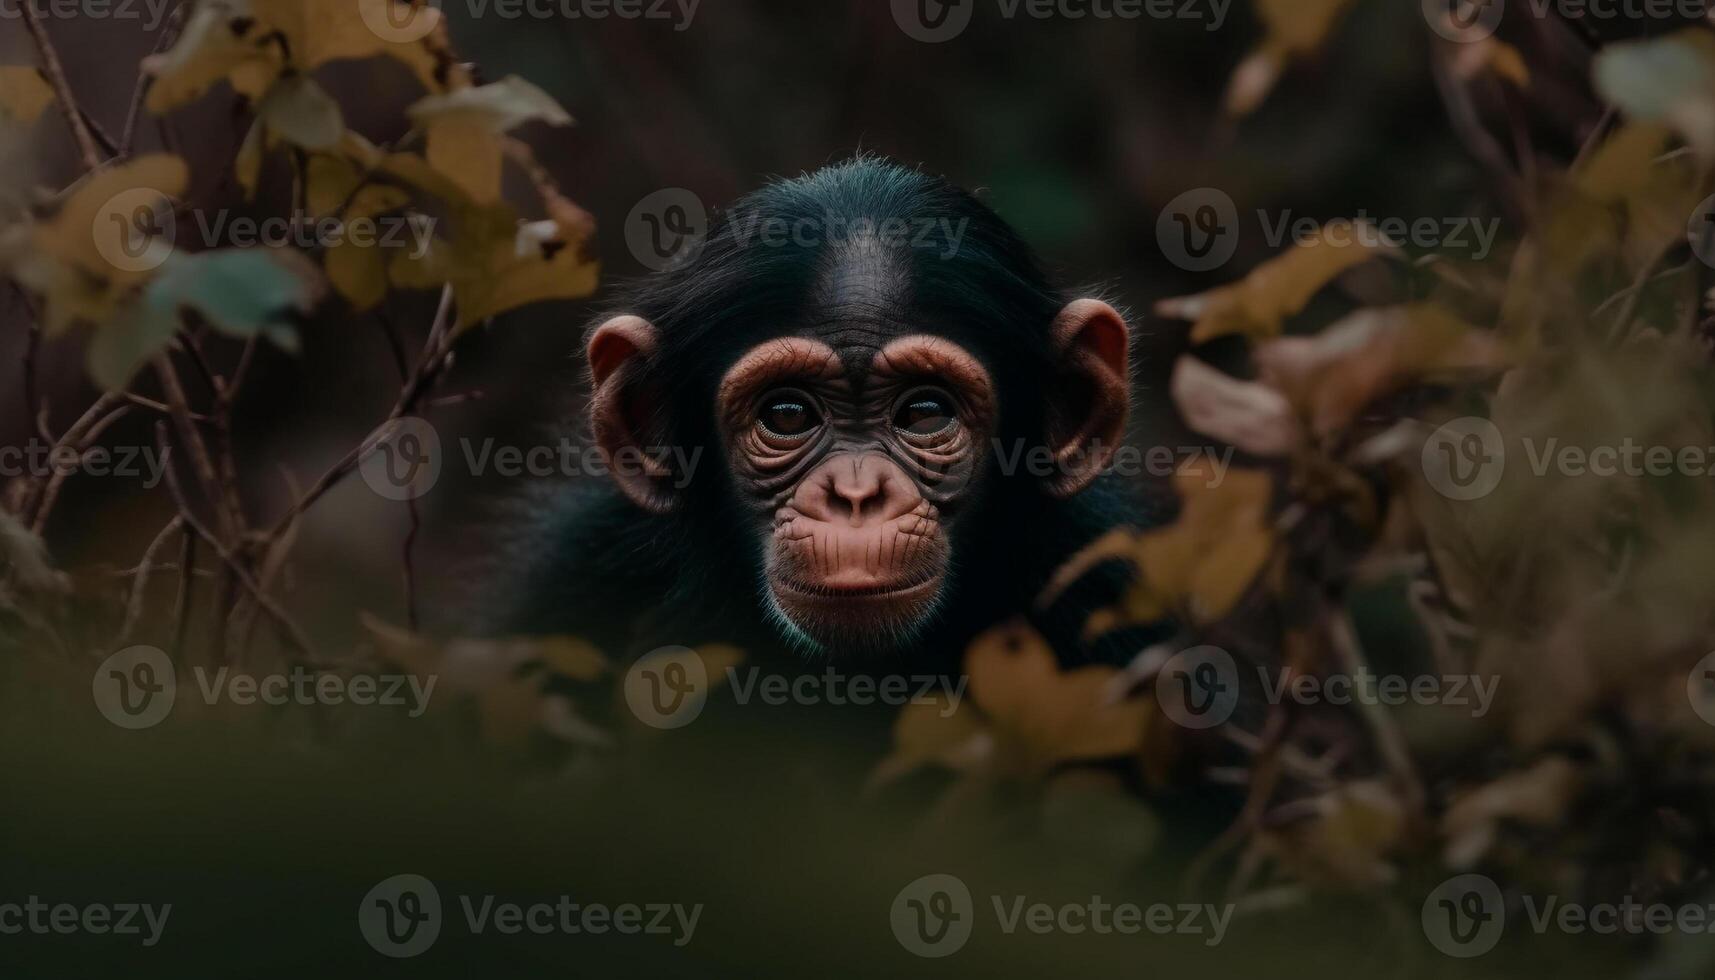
[1156,220,1394,342]
[30,154,188,305]
[0,66,54,122]
[964,620,1149,776]
[391,196,599,332]
[1224,0,1357,117]
[145,0,460,114]
[426,115,503,203]
[1068,463,1276,629]
[408,77,574,203]
[142,1,282,113]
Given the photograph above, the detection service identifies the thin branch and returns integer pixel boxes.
[120,2,186,158]
[114,516,186,647]
[155,422,314,660]
[263,285,456,540]
[20,2,103,170]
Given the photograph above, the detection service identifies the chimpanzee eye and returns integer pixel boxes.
[894,389,958,437]
[757,392,821,439]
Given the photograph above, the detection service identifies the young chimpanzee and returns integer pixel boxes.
[481,157,1161,670]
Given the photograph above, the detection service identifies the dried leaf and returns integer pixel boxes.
[1170,355,1300,457]
[1157,220,1394,342]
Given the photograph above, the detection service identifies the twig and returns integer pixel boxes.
[155,422,314,659]
[403,495,421,630]
[1327,608,1426,812]
[29,394,130,534]
[120,3,186,158]
[114,516,185,647]
[152,355,238,541]
[262,285,456,540]
[20,2,103,170]
[172,531,197,654]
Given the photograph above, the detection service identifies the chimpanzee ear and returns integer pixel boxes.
[587,315,678,514]
[1044,299,1130,498]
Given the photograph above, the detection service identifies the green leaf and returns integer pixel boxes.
[89,249,322,389]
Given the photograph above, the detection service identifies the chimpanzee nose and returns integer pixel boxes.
[797,454,921,527]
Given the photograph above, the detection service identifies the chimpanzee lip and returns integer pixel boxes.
[772,571,938,601]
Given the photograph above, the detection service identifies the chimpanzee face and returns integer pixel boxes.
[584,291,1129,657]
[714,333,998,649]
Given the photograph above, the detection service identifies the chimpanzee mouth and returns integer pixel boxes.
[771,572,939,601]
